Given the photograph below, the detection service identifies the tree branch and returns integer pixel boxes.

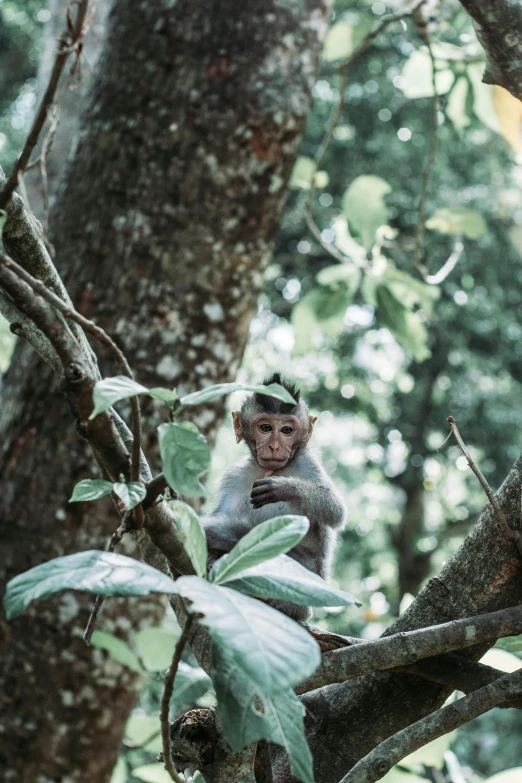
[457,0,522,101]
[448,416,522,555]
[297,604,522,693]
[339,667,522,783]
[0,0,92,210]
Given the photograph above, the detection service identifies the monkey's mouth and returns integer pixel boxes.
[258,457,288,468]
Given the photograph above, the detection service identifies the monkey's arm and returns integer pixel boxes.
[250,477,345,528]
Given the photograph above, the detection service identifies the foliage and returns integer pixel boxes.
[3,377,358,783]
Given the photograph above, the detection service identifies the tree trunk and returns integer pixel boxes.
[0,1,330,780]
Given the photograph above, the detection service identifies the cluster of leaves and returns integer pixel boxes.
[4,378,359,783]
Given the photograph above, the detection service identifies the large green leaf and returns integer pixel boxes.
[292,287,352,354]
[170,500,208,577]
[170,661,212,708]
[177,576,320,695]
[426,207,487,239]
[214,647,313,783]
[179,382,296,408]
[342,175,391,250]
[69,479,114,503]
[113,481,147,511]
[4,550,178,620]
[382,267,440,316]
[158,422,210,497]
[90,376,177,419]
[210,516,309,584]
[91,630,144,674]
[375,285,430,362]
[135,627,179,671]
[222,554,360,607]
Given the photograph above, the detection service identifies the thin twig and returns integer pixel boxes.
[447,416,522,554]
[84,511,133,644]
[304,0,427,265]
[0,0,92,211]
[161,614,196,783]
[0,250,144,527]
[413,11,439,274]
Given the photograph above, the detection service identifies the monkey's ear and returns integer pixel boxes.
[232,411,243,443]
[303,415,317,445]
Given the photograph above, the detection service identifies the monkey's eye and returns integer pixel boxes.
[281,425,294,435]
[259,423,272,433]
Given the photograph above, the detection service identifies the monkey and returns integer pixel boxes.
[201,374,345,622]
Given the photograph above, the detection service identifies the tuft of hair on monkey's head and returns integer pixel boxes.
[240,372,308,424]
[253,372,302,415]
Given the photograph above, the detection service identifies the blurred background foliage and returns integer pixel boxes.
[2,0,522,780]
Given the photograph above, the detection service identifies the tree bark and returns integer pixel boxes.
[274,455,522,783]
[0,1,330,781]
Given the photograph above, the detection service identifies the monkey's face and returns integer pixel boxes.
[248,414,302,470]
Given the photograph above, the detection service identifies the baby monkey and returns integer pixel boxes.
[202,374,345,621]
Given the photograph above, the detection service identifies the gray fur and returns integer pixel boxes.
[201,446,345,622]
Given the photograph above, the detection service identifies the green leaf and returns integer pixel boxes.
[90,376,149,418]
[91,630,144,674]
[132,764,175,783]
[214,650,313,783]
[147,387,178,406]
[125,713,162,752]
[89,376,177,419]
[4,550,179,620]
[400,48,454,99]
[375,285,431,362]
[135,627,179,671]
[316,263,361,291]
[170,500,208,577]
[342,176,392,250]
[171,661,212,708]
[322,17,372,63]
[158,422,210,497]
[110,756,128,783]
[222,554,360,607]
[289,156,316,189]
[113,481,147,511]
[426,207,487,239]
[69,479,114,503]
[193,773,206,783]
[291,287,354,355]
[382,267,440,317]
[179,382,296,408]
[210,516,309,584]
[177,576,320,695]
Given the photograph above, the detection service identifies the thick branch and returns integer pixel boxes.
[339,667,522,783]
[297,604,522,693]
[458,0,522,101]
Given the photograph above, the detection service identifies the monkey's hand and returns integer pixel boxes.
[250,477,296,509]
